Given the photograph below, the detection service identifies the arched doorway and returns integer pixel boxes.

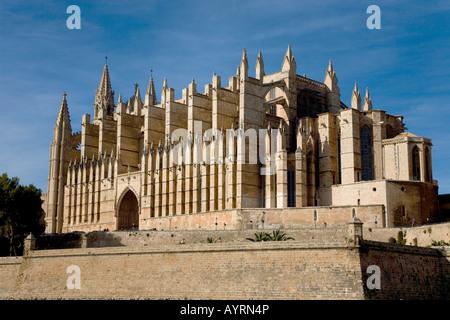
[117,190,139,230]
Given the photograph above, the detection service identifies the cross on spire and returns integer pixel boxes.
[105,56,108,65]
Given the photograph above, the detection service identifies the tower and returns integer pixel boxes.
[46,92,73,233]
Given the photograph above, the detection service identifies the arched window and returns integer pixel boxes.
[412,146,420,181]
[361,125,373,180]
[287,166,295,207]
[425,147,431,182]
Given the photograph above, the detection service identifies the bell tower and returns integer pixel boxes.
[46,92,73,233]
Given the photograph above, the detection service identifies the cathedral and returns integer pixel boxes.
[43,46,440,234]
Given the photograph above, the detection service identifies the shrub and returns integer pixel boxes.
[431,240,449,246]
[397,231,406,245]
[388,237,396,244]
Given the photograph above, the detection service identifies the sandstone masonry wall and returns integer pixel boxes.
[1,238,448,300]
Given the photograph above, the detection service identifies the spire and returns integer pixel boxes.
[256,52,264,81]
[98,63,112,96]
[144,73,157,106]
[94,60,115,118]
[363,87,373,111]
[281,45,297,76]
[56,92,70,126]
[351,82,361,110]
[55,92,72,138]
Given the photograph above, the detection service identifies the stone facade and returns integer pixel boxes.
[43,46,440,233]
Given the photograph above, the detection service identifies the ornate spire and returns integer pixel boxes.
[94,60,115,118]
[55,92,72,136]
[144,73,157,106]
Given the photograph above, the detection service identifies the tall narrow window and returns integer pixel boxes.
[361,125,373,181]
[199,178,202,212]
[425,147,431,182]
[412,146,420,181]
[261,174,266,208]
[337,132,342,184]
[287,166,295,207]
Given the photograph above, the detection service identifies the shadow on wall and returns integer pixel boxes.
[358,240,450,300]
[33,231,125,250]
[87,231,125,248]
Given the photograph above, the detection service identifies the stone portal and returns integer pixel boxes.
[117,190,139,230]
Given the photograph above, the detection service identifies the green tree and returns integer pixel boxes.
[0,173,45,256]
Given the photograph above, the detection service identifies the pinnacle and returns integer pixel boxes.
[145,74,157,106]
[56,91,71,128]
[97,63,112,97]
[285,45,294,61]
[241,48,247,61]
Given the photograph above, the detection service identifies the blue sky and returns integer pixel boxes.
[0,0,449,194]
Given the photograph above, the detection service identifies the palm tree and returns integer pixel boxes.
[265,230,294,241]
[246,230,294,242]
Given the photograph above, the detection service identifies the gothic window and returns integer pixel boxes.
[425,147,431,182]
[287,166,295,207]
[412,146,420,181]
[360,125,373,181]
